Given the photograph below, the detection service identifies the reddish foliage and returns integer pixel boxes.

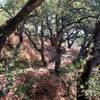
[13,71,67,100]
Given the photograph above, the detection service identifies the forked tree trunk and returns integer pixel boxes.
[77,21,100,100]
[0,0,44,53]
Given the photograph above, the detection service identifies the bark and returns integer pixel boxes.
[40,50,47,67]
[54,18,64,74]
[40,22,47,67]
[0,0,44,54]
[77,21,100,100]
[55,47,61,75]
[40,40,47,67]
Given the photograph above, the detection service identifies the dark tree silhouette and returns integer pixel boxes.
[77,20,100,100]
[0,0,44,54]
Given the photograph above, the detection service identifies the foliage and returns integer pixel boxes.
[0,0,100,99]
[86,67,100,96]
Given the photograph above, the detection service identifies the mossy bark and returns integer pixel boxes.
[77,21,100,99]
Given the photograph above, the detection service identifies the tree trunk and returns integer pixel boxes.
[68,44,72,48]
[40,22,47,67]
[67,39,72,48]
[0,0,44,53]
[40,50,47,67]
[77,21,100,100]
[55,47,61,75]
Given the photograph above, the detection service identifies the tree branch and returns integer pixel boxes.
[0,5,13,18]
[0,0,44,53]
